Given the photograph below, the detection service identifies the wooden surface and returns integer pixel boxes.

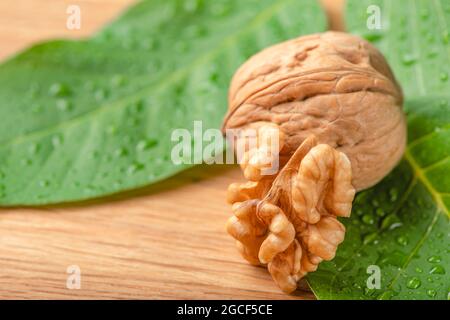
[0,0,334,299]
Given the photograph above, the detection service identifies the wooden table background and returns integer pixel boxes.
[0,0,342,299]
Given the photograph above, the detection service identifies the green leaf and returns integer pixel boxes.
[308,96,450,300]
[308,0,450,300]
[307,0,450,300]
[0,0,326,205]
[345,0,450,98]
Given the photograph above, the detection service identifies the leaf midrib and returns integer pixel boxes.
[0,0,293,150]
[405,149,449,218]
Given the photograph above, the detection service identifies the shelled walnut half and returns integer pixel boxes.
[223,32,406,293]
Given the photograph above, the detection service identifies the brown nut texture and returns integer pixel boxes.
[226,136,355,293]
[223,31,406,190]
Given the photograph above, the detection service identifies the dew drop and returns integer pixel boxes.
[141,38,157,50]
[95,89,108,101]
[380,250,407,267]
[362,213,375,225]
[184,0,202,13]
[427,289,437,298]
[29,143,39,155]
[363,232,378,245]
[396,236,409,246]
[415,267,423,273]
[21,158,32,166]
[427,255,441,263]
[352,282,362,290]
[114,147,128,157]
[52,134,63,148]
[56,99,71,111]
[128,118,139,127]
[406,277,421,289]
[389,188,398,202]
[375,207,386,217]
[111,75,126,87]
[429,265,445,275]
[401,54,417,66]
[381,214,402,230]
[136,139,158,151]
[39,180,50,187]
[127,162,144,174]
[440,72,448,82]
[49,83,71,97]
[129,101,143,114]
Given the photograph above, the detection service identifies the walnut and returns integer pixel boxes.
[227,136,354,292]
[223,32,406,293]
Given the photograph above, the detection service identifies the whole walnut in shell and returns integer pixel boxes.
[223,31,406,293]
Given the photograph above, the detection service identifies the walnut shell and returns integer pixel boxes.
[223,31,406,190]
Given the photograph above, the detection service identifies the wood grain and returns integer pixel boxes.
[0,0,337,299]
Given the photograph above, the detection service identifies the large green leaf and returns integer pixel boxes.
[345,0,450,97]
[0,0,326,205]
[307,0,450,299]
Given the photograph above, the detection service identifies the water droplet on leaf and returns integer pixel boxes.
[427,289,437,298]
[427,255,441,263]
[363,232,378,245]
[111,75,126,87]
[401,54,417,66]
[429,265,445,275]
[114,147,128,157]
[56,99,71,111]
[136,139,158,151]
[127,162,144,174]
[375,207,386,217]
[49,83,71,97]
[396,236,408,246]
[52,134,63,147]
[362,213,375,225]
[39,180,50,187]
[95,89,108,101]
[381,214,402,230]
[406,277,421,289]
